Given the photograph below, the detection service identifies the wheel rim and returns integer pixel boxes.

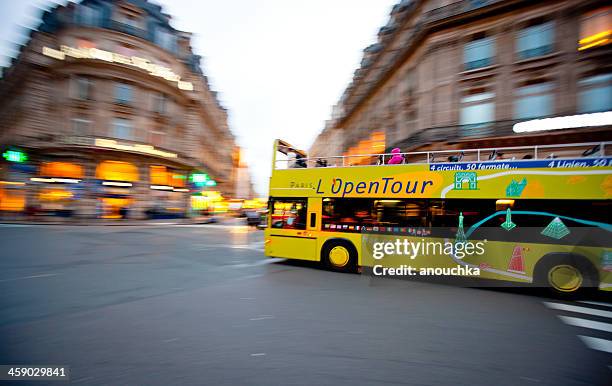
[548,264,583,292]
[329,246,350,267]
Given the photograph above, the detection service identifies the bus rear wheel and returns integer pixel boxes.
[534,254,598,298]
[322,240,357,273]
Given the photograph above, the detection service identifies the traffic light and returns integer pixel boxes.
[205,180,217,187]
[2,150,28,163]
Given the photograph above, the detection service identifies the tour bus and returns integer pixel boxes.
[264,139,612,295]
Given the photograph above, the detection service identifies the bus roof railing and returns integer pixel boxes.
[275,141,610,169]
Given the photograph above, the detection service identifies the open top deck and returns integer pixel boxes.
[269,139,612,200]
[273,140,610,169]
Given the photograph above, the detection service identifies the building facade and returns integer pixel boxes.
[310,0,611,161]
[0,0,240,218]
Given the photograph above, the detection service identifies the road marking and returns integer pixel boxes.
[249,315,275,321]
[163,338,179,343]
[250,353,266,357]
[578,300,612,309]
[543,302,612,318]
[546,301,612,370]
[231,258,286,268]
[558,316,612,332]
[193,242,266,252]
[0,273,60,283]
[578,336,612,354]
[240,297,256,300]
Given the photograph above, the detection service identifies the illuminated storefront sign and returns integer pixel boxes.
[40,162,83,179]
[42,45,194,91]
[96,160,139,182]
[2,150,27,163]
[578,30,611,50]
[150,166,187,188]
[95,138,177,159]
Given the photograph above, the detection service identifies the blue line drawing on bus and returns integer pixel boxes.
[466,211,612,239]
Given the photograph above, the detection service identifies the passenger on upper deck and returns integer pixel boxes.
[287,151,297,168]
[295,153,307,168]
[287,149,307,168]
[387,148,405,165]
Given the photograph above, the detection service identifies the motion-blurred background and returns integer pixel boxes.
[0,0,610,221]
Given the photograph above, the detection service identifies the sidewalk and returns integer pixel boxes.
[0,216,243,226]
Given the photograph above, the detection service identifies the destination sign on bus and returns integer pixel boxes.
[429,157,612,171]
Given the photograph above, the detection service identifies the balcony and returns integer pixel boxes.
[106,20,148,40]
[425,0,504,24]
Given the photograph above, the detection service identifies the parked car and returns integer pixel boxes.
[244,210,262,226]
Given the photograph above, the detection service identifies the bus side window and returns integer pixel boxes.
[271,199,307,230]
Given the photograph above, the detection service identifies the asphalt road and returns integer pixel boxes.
[0,223,610,385]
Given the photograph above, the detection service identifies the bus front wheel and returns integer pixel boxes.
[322,239,357,273]
[534,254,598,298]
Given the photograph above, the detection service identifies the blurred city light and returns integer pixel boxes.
[2,149,27,163]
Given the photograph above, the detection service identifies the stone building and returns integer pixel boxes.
[0,0,239,218]
[310,0,611,160]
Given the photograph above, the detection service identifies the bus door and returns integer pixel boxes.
[267,198,317,261]
[307,197,321,232]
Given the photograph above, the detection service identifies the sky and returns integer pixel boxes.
[0,0,398,195]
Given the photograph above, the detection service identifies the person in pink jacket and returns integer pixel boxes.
[387,147,405,164]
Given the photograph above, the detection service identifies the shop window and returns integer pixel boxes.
[517,20,554,59]
[579,7,611,51]
[40,162,84,179]
[115,83,133,104]
[96,160,139,182]
[270,199,307,230]
[0,189,26,212]
[150,165,169,185]
[464,34,495,70]
[578,73,612,113]
[514,81,554,119]
[112,118,133,140]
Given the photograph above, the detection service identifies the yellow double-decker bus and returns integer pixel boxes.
[264,139,612,295]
